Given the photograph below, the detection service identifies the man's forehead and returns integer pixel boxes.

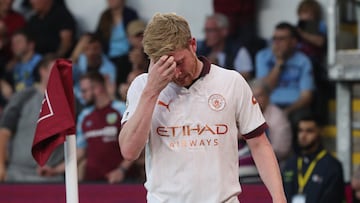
[169,49,188,60]
[299,121,317,127]
[274,29,291,35]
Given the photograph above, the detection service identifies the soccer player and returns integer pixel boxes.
[119,13,286,203]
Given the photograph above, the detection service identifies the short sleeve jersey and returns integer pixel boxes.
[121,57,267,203]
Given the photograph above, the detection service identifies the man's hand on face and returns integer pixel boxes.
[272,46,286,68]
[272,46,284,60]
[147,55,177,95]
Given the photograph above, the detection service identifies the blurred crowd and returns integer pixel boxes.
[0,0,355,201]
[0,0,148,184]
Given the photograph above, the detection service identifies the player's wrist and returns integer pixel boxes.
[142,86,161,98]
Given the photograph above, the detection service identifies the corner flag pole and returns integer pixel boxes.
[64,134,79,203]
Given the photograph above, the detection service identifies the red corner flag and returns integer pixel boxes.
[32,59,75,166]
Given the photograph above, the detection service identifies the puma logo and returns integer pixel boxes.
[158,100,171,112]
[251,96,257,105]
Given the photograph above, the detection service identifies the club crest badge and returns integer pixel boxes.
[208,94,226,111]
[106,113,118,124]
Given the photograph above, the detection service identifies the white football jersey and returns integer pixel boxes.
[122,62,266,203]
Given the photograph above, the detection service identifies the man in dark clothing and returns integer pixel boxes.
[282,113,344,203]
[25,0,76,57]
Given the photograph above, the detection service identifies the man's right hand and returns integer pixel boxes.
[146,55,177,95]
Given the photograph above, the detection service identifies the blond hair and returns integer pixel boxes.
[142,13,192,61]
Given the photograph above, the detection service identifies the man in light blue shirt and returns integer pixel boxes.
[256,22,314,151]
[256,22,314,116]
[10,30,42,92]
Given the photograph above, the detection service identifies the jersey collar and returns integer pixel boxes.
[198,56,211,77]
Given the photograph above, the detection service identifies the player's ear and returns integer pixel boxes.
[189,37,197,53]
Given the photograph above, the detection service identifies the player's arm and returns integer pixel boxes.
[0,128,11,182]
[119,56,176,161]
[247,133,287,203]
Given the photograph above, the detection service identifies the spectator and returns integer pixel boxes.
[13,0,65,18]
[116,19,148,102]
[7,30,42,92]
[213,0,266,68]
[24,0,76,57]
[255,22,315,139]
[0,0,25,39]
[118,68,143,103]
[239,79,293,181]
[250,79,293,164]
[0,0,26,70]
[95,0,138,84]
[197,13,253,80]
[213,0,256,40]
[71,33,117,104]
[126,19,149,73]
[76,72,133,183]
[282,113,344,203]
[296,0,332,122]
[0,54,65,182]
[0,0,25,111]
[297,0,326,69]
[75,73,94,120]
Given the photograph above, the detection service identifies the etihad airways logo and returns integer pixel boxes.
[156,124,228,137]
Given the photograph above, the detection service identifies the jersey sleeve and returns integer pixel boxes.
[121,74,147,125]
[235,75,267,139]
